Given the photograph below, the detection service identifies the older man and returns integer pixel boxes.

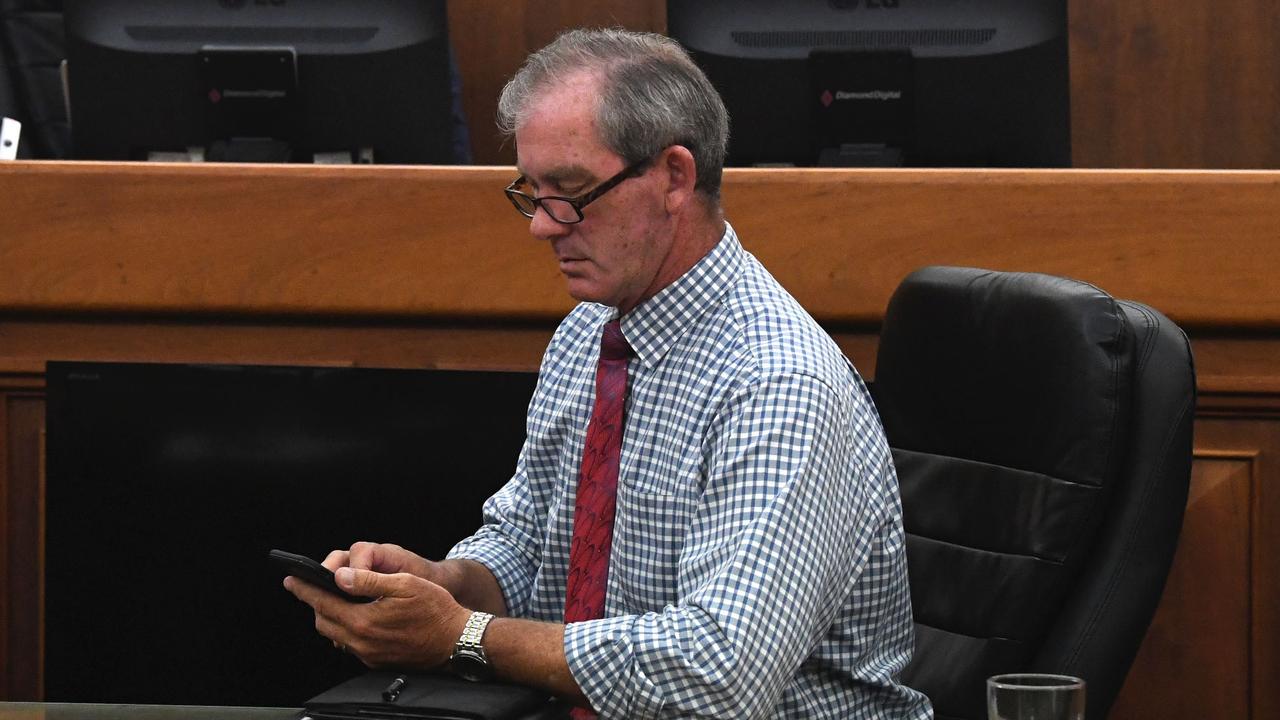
[286,28,931,720]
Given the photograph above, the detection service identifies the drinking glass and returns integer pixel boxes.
[987,673,1086,720]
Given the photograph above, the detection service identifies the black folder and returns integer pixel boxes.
[303,671,562,720]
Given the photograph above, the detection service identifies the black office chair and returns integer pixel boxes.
[0,0,71,158]
[871,266,1195,720]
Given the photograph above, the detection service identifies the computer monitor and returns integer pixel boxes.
[44,361,536,706]
[668,0,1070,168]
[62,0,464,163]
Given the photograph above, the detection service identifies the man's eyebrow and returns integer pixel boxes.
[519,165,597,190]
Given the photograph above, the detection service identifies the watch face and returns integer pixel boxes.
[451,648,493,682]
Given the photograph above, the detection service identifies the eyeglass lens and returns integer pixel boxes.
[509,190,583,224]
[537,197,582,224]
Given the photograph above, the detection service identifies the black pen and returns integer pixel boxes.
[382,674,407,702]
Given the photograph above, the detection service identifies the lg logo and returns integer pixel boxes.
[829,0,901,9]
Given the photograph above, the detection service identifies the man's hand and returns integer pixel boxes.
[322,542,509,617]
[323,542,434,580]
[284,567,470,670]
[285,559,588,706]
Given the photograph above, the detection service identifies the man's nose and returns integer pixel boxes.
[529,205,571,241]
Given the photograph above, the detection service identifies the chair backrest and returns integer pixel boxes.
[0,0,70,158]
[871,266,1195,720]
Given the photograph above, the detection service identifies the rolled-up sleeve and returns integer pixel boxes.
[447,448,545,618]
[446,327,571,618]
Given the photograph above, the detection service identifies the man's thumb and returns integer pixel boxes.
[335,566,386,598]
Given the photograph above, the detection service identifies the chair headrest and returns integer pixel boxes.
[875,266,1132,489]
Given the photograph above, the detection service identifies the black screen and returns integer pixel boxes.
[62,0,462,163]
[44,362,537,706]
[668,0,1070,168]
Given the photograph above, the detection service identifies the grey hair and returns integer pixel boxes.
[496,28,730,203]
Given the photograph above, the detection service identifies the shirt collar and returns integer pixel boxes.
[613,222,743,369]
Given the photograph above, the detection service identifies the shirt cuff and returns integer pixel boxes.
[446,533,535,618]
[564,616,666,719]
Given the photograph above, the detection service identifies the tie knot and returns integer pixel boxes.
[599,320,633,361]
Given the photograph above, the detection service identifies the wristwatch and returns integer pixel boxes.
[449,611,495,682]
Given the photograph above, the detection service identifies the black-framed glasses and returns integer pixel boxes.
[504,157,652,225]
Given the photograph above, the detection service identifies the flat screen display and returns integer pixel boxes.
[62,0,463,163]
[44,362,537,706]
[669,0,1071,168]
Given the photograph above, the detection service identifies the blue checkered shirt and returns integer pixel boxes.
[449,223,932,719]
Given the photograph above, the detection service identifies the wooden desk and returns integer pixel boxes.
[2,162,1277,719]
[0,704,296,720]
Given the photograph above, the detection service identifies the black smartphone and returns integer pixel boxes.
[268,548,374,603]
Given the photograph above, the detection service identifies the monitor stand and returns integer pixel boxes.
[201,47,297,163]
[206,138,293,163]
[818,143,904,167]
[145,141,370,164]
[810,50,914,168]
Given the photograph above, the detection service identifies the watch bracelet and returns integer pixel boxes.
[457,610,494,650]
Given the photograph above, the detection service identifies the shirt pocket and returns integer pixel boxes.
[609,481,695,613]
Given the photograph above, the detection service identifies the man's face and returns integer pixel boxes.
[514,73,676,313]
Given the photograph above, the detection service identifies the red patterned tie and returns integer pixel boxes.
[565,321,631,718]
[565,320,632,628]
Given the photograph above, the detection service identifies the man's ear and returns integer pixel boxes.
[660,144,699,214]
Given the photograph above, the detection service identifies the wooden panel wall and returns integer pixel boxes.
[0,377,44,701]
[1110,420,1280,720]
[1,162,1279,719]
[447,2,667,165]
[446,0,1280,169]
[4,163,1280,331]
[1069,0,1280,169]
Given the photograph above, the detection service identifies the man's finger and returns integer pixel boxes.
[322,549,350,572]
[283,575,336,609]
[347,541,380,571]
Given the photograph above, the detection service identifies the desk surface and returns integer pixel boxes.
[0,705,299,720]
